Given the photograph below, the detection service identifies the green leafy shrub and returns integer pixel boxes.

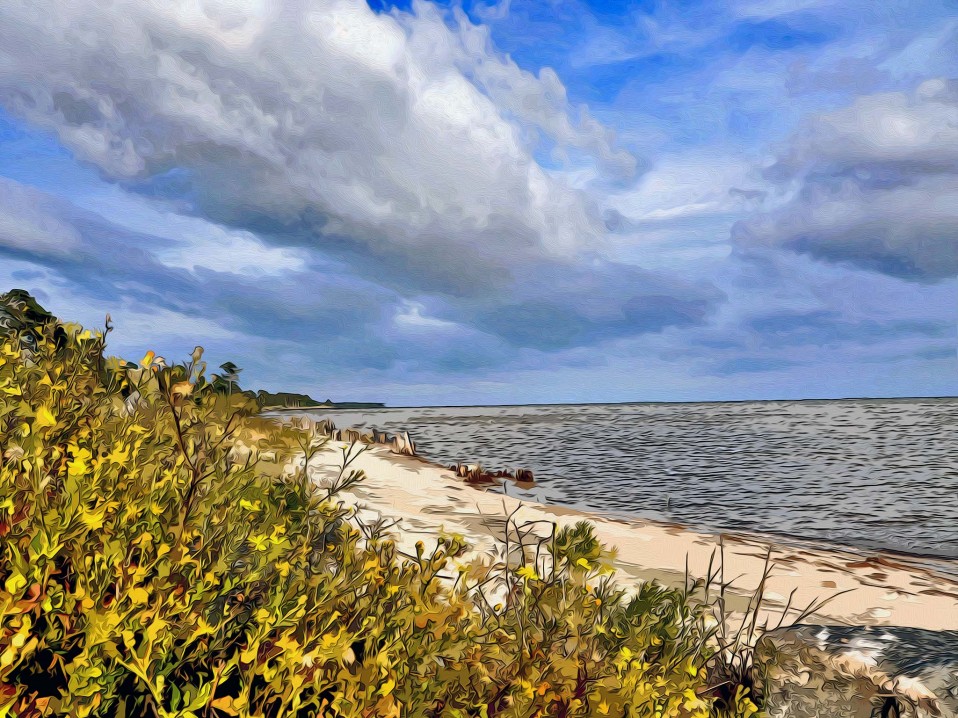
[0,312,759,717]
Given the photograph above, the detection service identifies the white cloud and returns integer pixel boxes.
[157,226,309,276]
[734,79,958,281]
[416,5,636,177]
[0,0,717,353]
[0,0,631,282]
[778,78,958,170]
[607,152,767,224]
[392,300,463,333]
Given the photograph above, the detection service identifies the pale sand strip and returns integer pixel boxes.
[307,443,958,632]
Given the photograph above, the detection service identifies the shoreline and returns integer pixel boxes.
[304,439,958,632]
[530,496,958,582]
[275,398,958,572]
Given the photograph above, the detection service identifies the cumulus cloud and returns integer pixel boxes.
[434,9,637,178]
[733,78,958,281]
[0,0,624,266]
[0,0,713,352]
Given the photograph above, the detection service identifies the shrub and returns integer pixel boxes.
[0,313,759,717]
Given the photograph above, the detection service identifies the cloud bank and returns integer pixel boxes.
[734,78,958,281]
[0,0,719,357]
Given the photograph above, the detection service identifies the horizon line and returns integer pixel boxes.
[313,393,958,411]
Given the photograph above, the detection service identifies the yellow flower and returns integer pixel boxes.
[516,565,539,582]
[144,617,167,643]
[275,633,301,653]
[80,509,105,530]
[4,572,26,595]
[105,445,130,464]
[35,406,56,428]
[239,499,261,512]
[268,525,286,545]
[68,449,91,477]
[128,587,150,605]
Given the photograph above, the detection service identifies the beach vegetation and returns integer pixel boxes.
[0,298,760,717]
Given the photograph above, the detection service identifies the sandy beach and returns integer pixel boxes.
[307,441,958,632]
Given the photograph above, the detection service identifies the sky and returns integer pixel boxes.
[0,0,955,405]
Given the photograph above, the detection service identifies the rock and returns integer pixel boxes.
[514,468,535,484]
[123,389,144,415]
[755,625,958,718]
[328,426,415,454]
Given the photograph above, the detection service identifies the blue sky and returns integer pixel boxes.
[0,0,955,404]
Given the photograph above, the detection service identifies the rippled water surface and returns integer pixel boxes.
[300,399,958,560]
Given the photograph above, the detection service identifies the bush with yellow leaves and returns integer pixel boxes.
[0,314,760,717]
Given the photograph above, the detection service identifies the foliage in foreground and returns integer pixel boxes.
[0,315,760,717]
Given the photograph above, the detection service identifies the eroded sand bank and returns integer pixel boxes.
[307,442,958,632]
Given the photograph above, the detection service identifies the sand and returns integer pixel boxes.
[306,442,958,632]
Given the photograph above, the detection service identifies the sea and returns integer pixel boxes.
[296,397,958,564]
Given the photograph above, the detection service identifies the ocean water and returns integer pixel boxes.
[299,398,958,561]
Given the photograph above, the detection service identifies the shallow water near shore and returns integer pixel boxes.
[295,397,958,563]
